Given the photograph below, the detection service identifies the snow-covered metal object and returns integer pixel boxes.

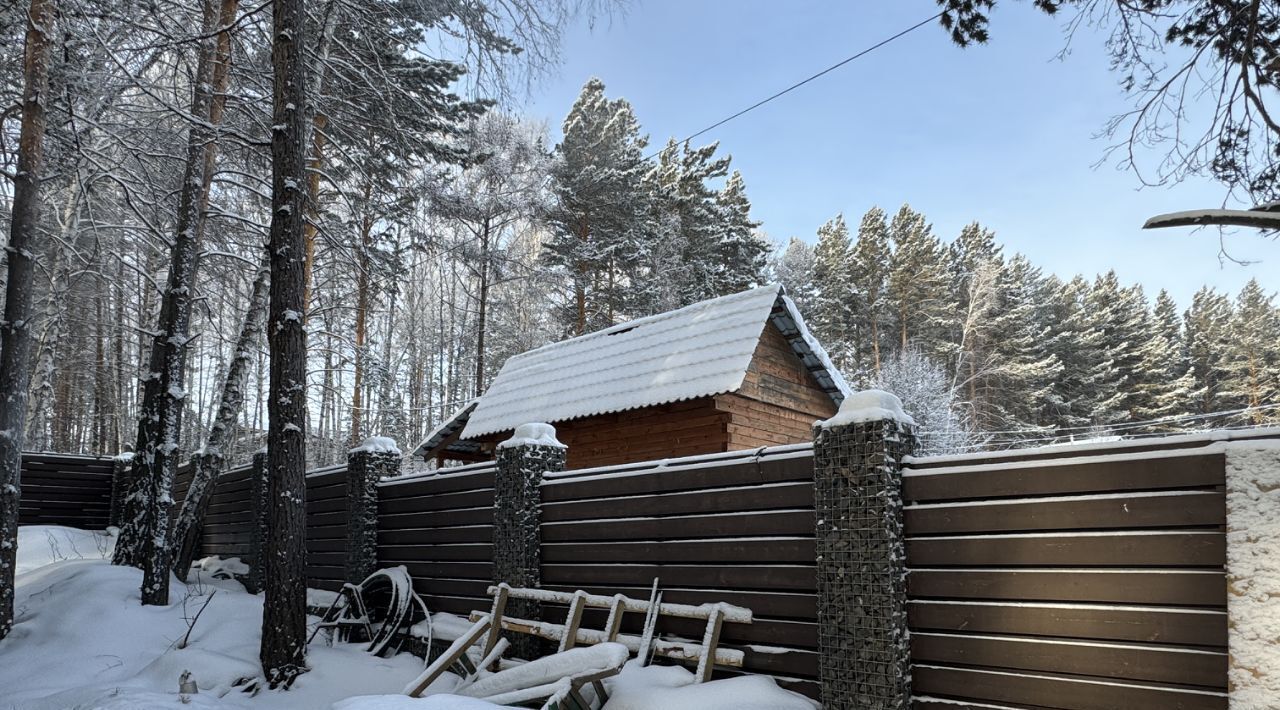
[456,284,848,440]
[345,438,401,583]
[813,396,915,709]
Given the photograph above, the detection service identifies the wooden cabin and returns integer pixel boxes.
[411,285,848,470]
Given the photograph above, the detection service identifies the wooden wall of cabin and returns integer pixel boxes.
[468,397,732,470]
[717,322,838,449]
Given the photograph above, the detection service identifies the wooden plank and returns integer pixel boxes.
[912,633,1225,687]
[542,563,814,591]
[542,482,813,522]
[377,507,492,528]
[904,454,1225,502]
[539,584,816,622]
[376,543,493,561]
[904,491,1225,535]
[378,526,493,545]
[906,532,1225,567]
[911,665,1226,710]
[908,601,1227,646]
[908,569,1226,606]
[378,470,495,498]
[543,538,815,564]
[543,510,815,542]
[376,487,492,514]
[542,457,812,503]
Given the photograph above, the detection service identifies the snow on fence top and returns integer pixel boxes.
[349,435,401,455]
[819,388,915,429]
[497,422,565,449]
[460,284,848,439]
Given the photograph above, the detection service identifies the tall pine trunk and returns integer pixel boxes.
[474,218,490,397]
[170,254,269,580]
[0,0,55,640]
[112,0,239,608]
[260,0,310,685]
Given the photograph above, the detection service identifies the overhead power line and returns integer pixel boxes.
[677,11,945,147]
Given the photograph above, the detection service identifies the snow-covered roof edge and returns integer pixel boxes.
[408,399,478,461]
[772,291,850,404]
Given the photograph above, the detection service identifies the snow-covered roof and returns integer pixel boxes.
[457,284,848,440]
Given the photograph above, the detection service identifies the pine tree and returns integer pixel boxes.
[887,204,954,358]
[1133,290,1196,425]
[714,170,768,293]
[849,207,891,377]
[983,255,1062,433]
[1185,287,1234,415]
[259,0,309,685]
[0,0,55,640]
[1041,276,1111,431]
[810,214,854,370]
[771,237,817,315]
[1222,279,1280,424]
[543,78,649,334]
[1085,272,1152,425]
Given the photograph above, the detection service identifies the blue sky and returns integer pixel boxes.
[516,0,1280,308]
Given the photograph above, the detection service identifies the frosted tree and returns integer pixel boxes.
[543,78,649,334]
[111,0,244,608]
[875,348,975,455]
[0,0,55,641]
[887,204,953,357]
[850,206,892,377]
[770,237,817,323]
[985,255,1062,433]
[1086,273,1157,425]
[714,170,768,293]
[1222,280,1280,424]
[1041,276,1110,431]
[810,214,855,369]
[429,113,552,396]
[1133,289,1197,425]
[1185,287,1235,415]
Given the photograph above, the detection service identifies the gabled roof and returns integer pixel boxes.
[410,284,848,461]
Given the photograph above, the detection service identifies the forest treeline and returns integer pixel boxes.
[775,206,1280,453]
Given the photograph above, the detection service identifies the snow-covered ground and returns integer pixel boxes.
[1,526,819,710]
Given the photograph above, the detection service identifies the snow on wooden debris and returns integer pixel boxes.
[461,285,842,438]
[456,642,629,699]
[497,422,565,449]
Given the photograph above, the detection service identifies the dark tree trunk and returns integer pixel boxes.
[0,0,55,641]
[474,218,490,397]
[112,0,240,608]
[260,0,310,685]
[170,253,268,580]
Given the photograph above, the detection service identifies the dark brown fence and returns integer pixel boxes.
[17,453,115,528]
[179,433,1242,708]
[903,442,1230,710]
[376,463,496,614]
[177,461,351,591]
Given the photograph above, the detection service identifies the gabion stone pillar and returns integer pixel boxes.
[493,423,565,659]
[245,449,269,594]
[813,389,916,710]
[346,437,402,583]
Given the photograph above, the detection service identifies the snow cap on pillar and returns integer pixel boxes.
[819,388,915,429]
[498,422,565,449]
[349,436,401,455]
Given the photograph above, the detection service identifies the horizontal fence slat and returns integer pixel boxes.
[908,569,1226,607]
[912,665,1226,710]
[903,453,1226,502]
[908,601,1227,647]
[906,532,1225,568]
[904,491,1225,535]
